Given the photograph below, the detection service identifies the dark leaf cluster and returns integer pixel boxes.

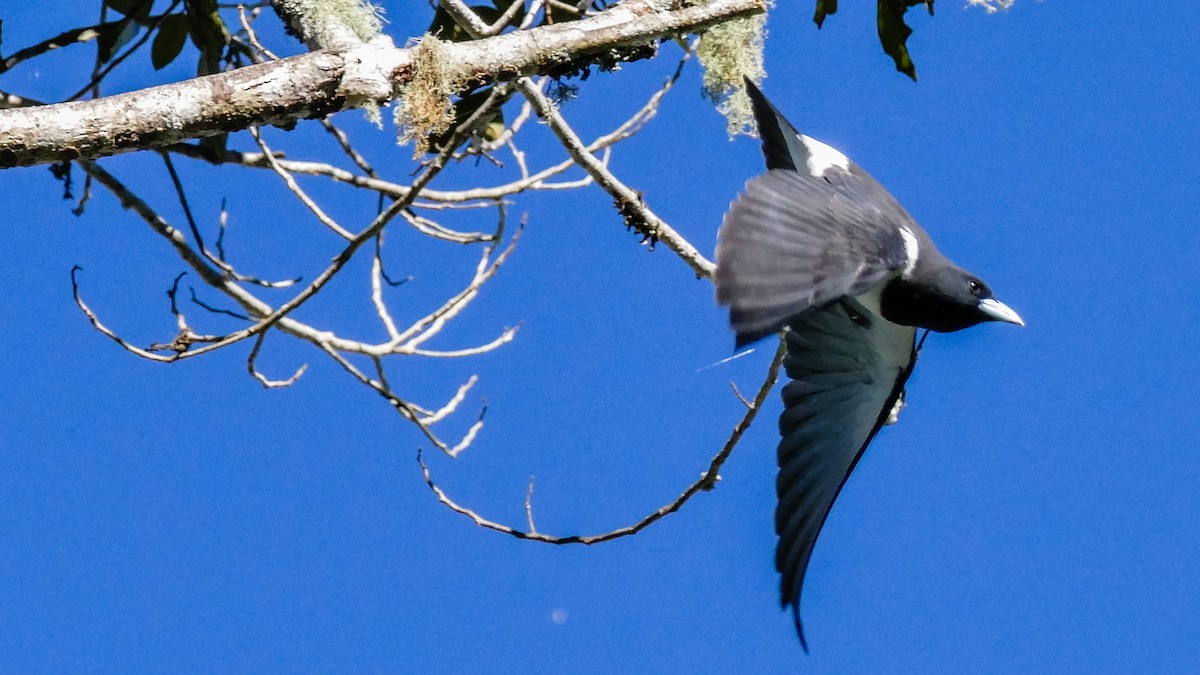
[814,0,934,80]
[95,0,236,74]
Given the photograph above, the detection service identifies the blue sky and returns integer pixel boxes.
[2,1,1199,672]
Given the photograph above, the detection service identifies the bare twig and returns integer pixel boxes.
[402,210,494,244]
[439,0,713,277]
[729,381,752,409]
[384,212,522,355]
[168,70,675,206]
[248,126,355,240]
[418,338,788,544]
[78,80,519,360]
[70,266,176,362]
[237,5,279,60]
[515,76,715,279]
[419,375,479,425]
[321,119,379,178]
[318,341,487,457]
[525,476,538,534]
[247,330,308,388]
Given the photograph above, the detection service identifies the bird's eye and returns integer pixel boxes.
[968,279,983,296]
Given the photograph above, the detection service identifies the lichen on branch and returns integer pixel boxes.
[394,36,467,156]
[696,6,768,136]
[273,0,384,49]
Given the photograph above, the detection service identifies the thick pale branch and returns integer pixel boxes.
[0,0,764,168]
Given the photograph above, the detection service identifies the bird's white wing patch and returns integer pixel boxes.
[899,226,920,278]
[799,134,850,178]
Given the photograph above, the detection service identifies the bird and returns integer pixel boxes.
[714,79,1024,651]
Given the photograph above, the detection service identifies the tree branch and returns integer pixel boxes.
[0,0,765,168]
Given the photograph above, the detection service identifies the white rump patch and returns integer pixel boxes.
[899,226,920,278]
[885,390,905,426]
[799,134,850,177]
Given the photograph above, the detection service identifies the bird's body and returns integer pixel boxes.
[714,80,1023,650]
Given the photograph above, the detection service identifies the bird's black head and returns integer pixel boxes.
[881,265,1024,333]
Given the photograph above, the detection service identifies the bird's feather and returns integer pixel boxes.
[744,78,812,175]
[715,170,913,347]
[744,79,898,206]
[775,296,916,651]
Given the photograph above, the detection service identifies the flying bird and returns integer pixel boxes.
[714,80,1024,650]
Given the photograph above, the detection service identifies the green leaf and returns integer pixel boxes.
[200,132,227,157]
[151,13,189,70]
[424,86,503,152]
[97,19,139,63]
[813,0,838,28]
[185,0,227,76]
[427,8,472,42]
[877,0,919,80]
[105,0,153,19]
[427,1,524,41]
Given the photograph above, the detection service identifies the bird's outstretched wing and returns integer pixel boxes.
[715,169,913,347]
[776,296,917,651]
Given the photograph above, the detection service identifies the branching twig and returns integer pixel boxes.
[70,266,176,362]
[237,5,279,60]
[438,0,714,277]
[318,341,487,457]
[247,330,308,388]
[515,76,715,279]
[249,126,355,240]
[418,338,787,544]
[58,0,763,545]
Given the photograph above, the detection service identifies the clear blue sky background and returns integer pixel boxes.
[2,2,1199,672]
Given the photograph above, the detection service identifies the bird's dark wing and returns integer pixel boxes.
[744,78,811,174]
[776,296,917,651]
[743,79,897,205]
[715,169,914,348]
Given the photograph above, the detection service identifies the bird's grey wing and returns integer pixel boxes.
[776,297,917,651]
[715,169,914,348]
